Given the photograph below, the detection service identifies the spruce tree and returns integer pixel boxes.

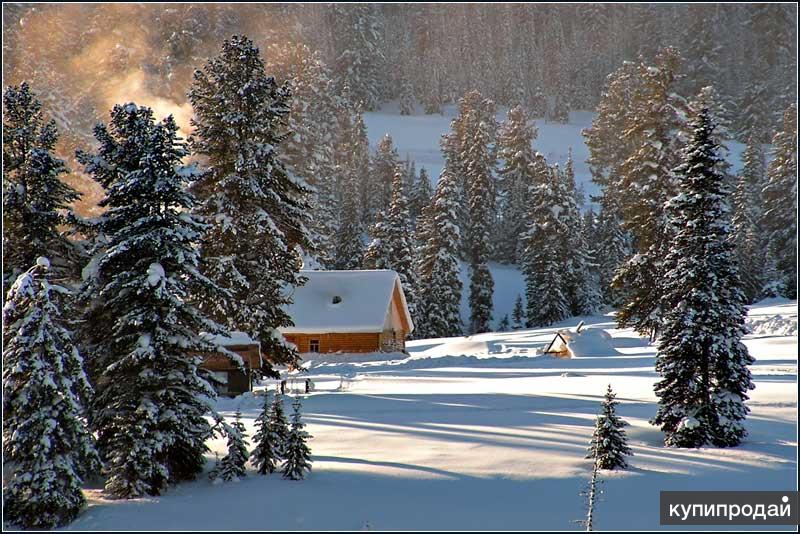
[498,314,510,332]
[463,103,496,334]
[332,170,365,270]
[383,170,419,325]
[521,164,571,328]
[210,411,249,482]
[282,396,313,480]
[251,392,281,475]
[270,390,291,457]
[2,258,101,529]
[512,295,525,330]
[331,4,384,111]
[761,104,797,298]
[409,167,433,228]
[652,106,754,448]
[266,43,340,268]
[613,51,685,337]
[731,137,768,302]
[416,168,464,338]
[188,35,311,373]
[2,83,81,295]
[496,106,538,264]
[77,104,229,497]
[586,385,632,470]
[368,134,401,223]
[399,75,415,115]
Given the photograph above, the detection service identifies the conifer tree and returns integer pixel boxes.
[560,152,601,316]
[383,170,419,324]
[761,104,797,298]
[498,314,510,331]
[592,201,631,306]
[496,106,538,263]
[606,49,686,338]
[266,43,340,268]
[331,4,384,111]
[652,106,754,448]
[416,168,463,338]
[270,390,291,457]
[188,36,311,373]
[521,165,571,327]
[731,138,768,302]
[251,392,281,475]
[210,411,249,483]
[399,75,415,115]
[512,295,525,329]
[332,170,365,270]
[282,396,313,480]
[2,258,101,529]
[2,83,81,295]
[586,385,632,470]
[77,104,230,498]
[368,134,401,223]
[409,167,433,227]
[461,99,497,333]
[362,210,389,270]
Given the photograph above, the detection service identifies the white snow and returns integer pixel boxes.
[202,331,258,347]
[146,263,165,287]
[281,270,414,334]
[65,299,797,531]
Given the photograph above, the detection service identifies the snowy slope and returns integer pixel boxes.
[363,102,747,205]
[64,300,797,531]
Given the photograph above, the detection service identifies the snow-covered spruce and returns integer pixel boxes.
[266,43,341,268]
[416,167,464,339]
[210,411,249,483]
[330,4,383,112]
[331,102,369,269]
[652,105,754,448]
[495,106,539,264]
[586,49,686,338]
[251,392,282,475]
[282,396,313,480]
[457,91,497,334]
[188,35,311,374]
[77,104,232,498]
[512,295,525,330]
[731,135,769,303]
[586,385,632,470]
[270,390,292,457]
[520,160,570,328]
[366,134,401,226]
[2,259,101,529]
[2,83,81,295]
[761,104,797,299]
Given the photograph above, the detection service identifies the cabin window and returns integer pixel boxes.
[309,339,320,353]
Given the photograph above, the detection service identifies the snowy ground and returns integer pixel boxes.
[65,299,797,531]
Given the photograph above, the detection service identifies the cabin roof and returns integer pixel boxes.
[279,269,414,334]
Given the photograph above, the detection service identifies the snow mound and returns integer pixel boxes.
[559,327,618,358]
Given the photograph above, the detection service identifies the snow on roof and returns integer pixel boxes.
[202,331,259,347]
[280,270,414,334]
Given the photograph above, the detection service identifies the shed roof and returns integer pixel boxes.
[280,270,414,334]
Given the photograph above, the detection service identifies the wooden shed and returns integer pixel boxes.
[199,332,262,396]
[280,269,415,354]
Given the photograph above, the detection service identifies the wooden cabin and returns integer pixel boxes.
[279,269,415,354]
[199,332,262,396]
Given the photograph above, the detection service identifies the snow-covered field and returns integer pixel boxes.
[66,299,797,531]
